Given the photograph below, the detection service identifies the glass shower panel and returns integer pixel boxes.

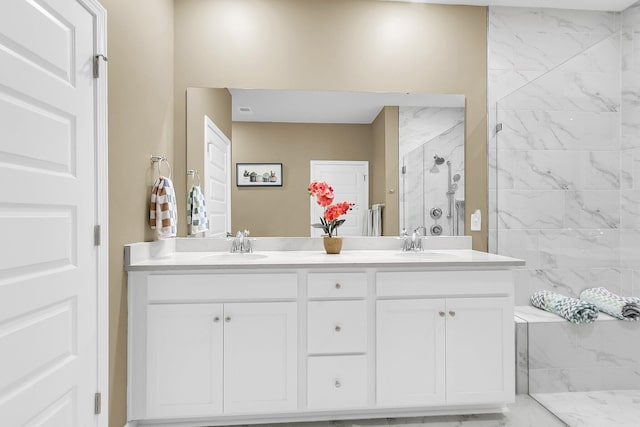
[492,28,640,425]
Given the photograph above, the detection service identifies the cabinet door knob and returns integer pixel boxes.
[213,316,220,322]
[225,316,231,322]
[334,325,342,332]
[439,311,445,317]
[449,311,456,317]
[335,283,341,289]
[334,379,342,388]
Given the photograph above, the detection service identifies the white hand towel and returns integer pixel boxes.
[150,176,177,239]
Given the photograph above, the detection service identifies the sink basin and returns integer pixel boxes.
[202,253,268,261]
[395,251,453,259]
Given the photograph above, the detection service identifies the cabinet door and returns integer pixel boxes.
[147,303,223,417]
[445,297,514,405]
[376,299,446,406]
[223,302,297,413]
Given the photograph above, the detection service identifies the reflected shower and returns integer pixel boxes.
[430,154,445,173]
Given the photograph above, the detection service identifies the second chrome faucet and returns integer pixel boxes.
[230,229,253,253]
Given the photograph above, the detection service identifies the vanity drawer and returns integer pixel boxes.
[307,300,367,354]
[376,270,514,297]
[307,355,368,409]
[147,273,298,302]
[307,272,367,299]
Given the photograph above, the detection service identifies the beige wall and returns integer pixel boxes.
[101,0,174,426]
[371,106,400,236]
[382,106,400,236]
[174,0,488,250]
[232,122,374,236]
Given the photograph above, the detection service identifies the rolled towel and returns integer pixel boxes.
[579,287,640,321]
[531,290,599,324]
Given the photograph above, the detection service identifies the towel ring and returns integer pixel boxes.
[187,169,201,186]
[151,155,172,179]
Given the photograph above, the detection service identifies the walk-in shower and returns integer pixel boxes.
[399,106,465,237]
[489,4,640,426]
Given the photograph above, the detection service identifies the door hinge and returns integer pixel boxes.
[94,225,101,246]
[401,165,407,174]
[93,54,108,78]
[94,392,102,415]
[496,123,503,133]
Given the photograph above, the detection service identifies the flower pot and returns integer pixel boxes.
[323,236,343,254]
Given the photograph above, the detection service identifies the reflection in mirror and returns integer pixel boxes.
[399,107,465,236]
[186,88,465,237]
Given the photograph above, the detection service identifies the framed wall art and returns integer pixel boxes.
[236,163,283,187]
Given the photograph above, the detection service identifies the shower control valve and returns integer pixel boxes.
[430,207,443,220]
[430,224,443,236]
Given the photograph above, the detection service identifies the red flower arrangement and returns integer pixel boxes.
[308,180,353,237]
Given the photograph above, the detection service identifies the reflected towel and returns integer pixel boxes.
[579,287,640,321]
[187,184,208,235]
[150,176,177,239]
[530,290,599,324]
[364,204,383,236]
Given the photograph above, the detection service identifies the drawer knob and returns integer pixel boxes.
[213,316,220,322]
[438,311,445,317]
[225,316,231,322]
[334,325,342,332]
[449,311,456,317]
[335,379,342,388]
[335,283,341,289]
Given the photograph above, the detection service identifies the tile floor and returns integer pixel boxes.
[532,390,640,427]
[265,395,567,427]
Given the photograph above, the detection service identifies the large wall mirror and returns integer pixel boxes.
[186,88,465,238]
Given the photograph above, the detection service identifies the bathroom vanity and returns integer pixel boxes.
[124,238,524,427]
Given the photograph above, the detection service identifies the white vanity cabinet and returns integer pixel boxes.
[129,272,298,421]
[126,251,521,427]
[376,271,515,408]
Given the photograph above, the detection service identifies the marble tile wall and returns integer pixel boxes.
[528,319,640,393]
[399,107,464,235]
[621,2,640,299]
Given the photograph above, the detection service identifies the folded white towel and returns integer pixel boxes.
[150,176,177,239]
[187,184,208,235]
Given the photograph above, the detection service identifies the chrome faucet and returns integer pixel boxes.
[400,227,424,252]
[230,229,253,253]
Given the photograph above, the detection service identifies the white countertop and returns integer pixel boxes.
[124,248,525,271]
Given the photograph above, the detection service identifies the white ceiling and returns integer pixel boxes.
[384,0,638,12]
[230,89,465,124]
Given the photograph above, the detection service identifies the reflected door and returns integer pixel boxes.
[204,116,231,237]
[310,160,368,237]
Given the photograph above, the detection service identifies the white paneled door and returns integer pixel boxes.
[0,1,107,426]
[204,115,231,237]
[310,160,368,237]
